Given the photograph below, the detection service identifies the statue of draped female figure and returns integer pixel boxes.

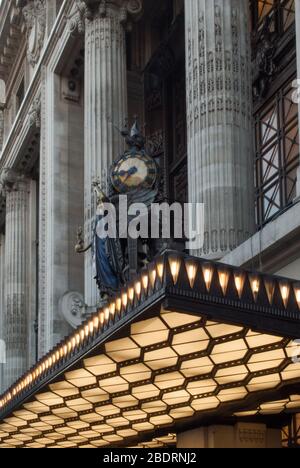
[75,180,124,301]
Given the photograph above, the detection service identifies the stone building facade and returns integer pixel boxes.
[0,0,299,447]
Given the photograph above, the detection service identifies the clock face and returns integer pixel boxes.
[111,152,157,193]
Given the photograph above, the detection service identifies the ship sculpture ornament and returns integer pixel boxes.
[76,120,161,303]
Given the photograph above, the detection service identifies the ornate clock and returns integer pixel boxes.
[111,150,158,194]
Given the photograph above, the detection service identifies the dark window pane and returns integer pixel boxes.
[260,104,278,147]
[286,167,297,202]
[254,75,299,227]
[258,0,275,22]
[284,125,299,165]
[262,143,280,183]
[281,0,295,31]
[263,181,281,220]
[252,0,295,34]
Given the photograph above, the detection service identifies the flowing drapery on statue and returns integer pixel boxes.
[92,182,124,297]
[75,181,124,300]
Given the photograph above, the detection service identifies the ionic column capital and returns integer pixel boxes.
[69,0,143,34]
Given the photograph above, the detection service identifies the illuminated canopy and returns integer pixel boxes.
[0,252,300,448]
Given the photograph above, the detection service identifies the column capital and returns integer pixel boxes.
[0,169,29,194]
[69,0,143,34]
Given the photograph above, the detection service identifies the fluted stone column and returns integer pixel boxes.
[0,171,30,389]
[0,234,5,393]
[185,0,255,259]
[70,0,142,306]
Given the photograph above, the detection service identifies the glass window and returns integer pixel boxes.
[258,0,275,23]
[255,79,299,227]
[251,0,295,34]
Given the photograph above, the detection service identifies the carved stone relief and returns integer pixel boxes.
[23,0,46,67]
[28,95,41,127]
[59,291,85,329]
[186,4,251,129]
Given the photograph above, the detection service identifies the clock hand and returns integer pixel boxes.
[114,167,138,178]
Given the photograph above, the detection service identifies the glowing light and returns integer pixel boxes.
[294,283,300,309]
[185,260,198,289]
[157,263,164,280]
[234,275,245,299]
[150,269,157,287]
[135,282,142,297]
[279,282,290,308]
[128,288,134,302]
[168,256,181,285]
[116,298,122,312]
[249,275,260,301]
[122,293,128,308]
[142,275,149,290]
[93,317,99,329]
[99,312,105,325]
[108,303,115,318]
[218,268,230,295]
[202,263,213,291]
[88,321,94,334]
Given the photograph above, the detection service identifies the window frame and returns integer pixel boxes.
[254,75,299,227]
